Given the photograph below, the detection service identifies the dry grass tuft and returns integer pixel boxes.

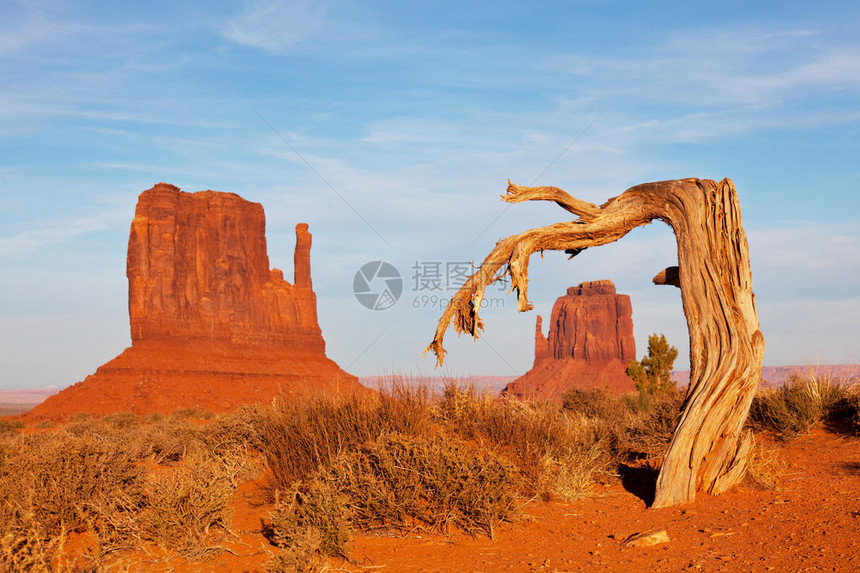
[320,432,519,537]
[749,374,850,438]
[260,382,432,493]
[0,410,259,568]
[135,452,236,556]
[266,431,519,569]
[439,383,607,501]
[746,440,788,491]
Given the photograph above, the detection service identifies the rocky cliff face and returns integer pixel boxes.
[541,281,635,364]
[127,183,322,350]
[26,183,362,422]
[505,280,636,401]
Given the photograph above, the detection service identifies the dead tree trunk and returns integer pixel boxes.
[426,178,765,507]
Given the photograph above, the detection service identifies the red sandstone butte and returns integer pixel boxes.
[26,183,362,422]
[503,280,636,401]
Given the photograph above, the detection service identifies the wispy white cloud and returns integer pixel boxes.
[623,26,860,104]
[0,5,87,56]
[759,298,860,365]
[0,209,127,257]
[223,0,381,55]
[540,25,860,142]
[749,223,860,279]
[224,0,328,52]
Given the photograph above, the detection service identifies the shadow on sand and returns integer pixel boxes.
[618,464,659,507]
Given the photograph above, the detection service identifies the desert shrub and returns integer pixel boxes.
[126,416,208,463]
[260,384,432,492]
[560,388,638,462]
[0,418,24,436]
[746,440,787,491]
[267,483,352,572]
[62,413,98,436]
[52,409,213,464]
[749,374,848,438]
[0,430,145,567]
[827,383,860,433]
[171,407,215,420]
[626,333,679,394]
[561,387,619,420]
[206,403,268,451]
[0,512,66,573]
[135,451,236,556]
[621,388,660,415]
[98,412,140,430]
[438,383,606,501]
[268,531,333,573]
[324,433,518,536]
[619,389,684,459]
[849,385,860,431]
[0,407,265,568]
[560,386,685,464]
[195,406,265,486]
[267,432,519,570]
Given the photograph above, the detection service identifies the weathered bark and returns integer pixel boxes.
[426,178,765,507]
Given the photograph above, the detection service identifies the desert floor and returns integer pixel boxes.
[103,426,859,572]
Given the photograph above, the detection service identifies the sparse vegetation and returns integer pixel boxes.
[0,410,257,570]
[436,383,606,501]
[749,373,857,438]
[1,372,857,571]
[259,382,433,492]
[0,418,24,436]
[746,440,788,491]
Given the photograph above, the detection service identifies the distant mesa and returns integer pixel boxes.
[671,364,860,387]
[0,387,60,417]
[502,280,637,401]
[25,183,363,422]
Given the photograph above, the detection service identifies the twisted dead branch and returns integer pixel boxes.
[426,178,765,507]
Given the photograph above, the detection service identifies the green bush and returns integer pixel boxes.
[626,333,679,394]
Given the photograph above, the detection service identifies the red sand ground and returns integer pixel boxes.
[95,426,859,572]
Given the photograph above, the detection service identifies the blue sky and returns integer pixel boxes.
[1,1,859,389]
